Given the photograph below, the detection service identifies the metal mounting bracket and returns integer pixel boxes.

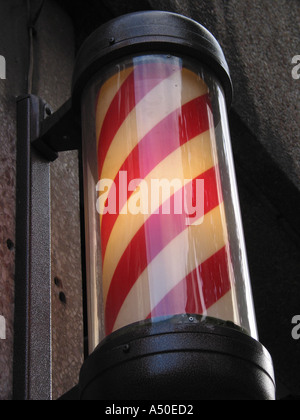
[31,97,81,161]
[13,95,81,400]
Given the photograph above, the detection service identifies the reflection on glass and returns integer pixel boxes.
[81,55,258,351]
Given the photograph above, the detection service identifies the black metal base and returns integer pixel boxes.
[78,315,275,400]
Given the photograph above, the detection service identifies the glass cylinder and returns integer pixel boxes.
[81,54,258,353]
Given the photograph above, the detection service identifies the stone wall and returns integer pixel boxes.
[0,0,83,400]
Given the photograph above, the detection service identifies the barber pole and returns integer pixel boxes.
[74,11,275,400]
[95,58,238,336]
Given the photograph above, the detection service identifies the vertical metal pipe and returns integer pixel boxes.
[14,95,52,400]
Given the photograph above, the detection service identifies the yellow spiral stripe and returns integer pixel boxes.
[96,67,134,151]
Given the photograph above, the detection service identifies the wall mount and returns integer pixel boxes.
[14,94,81,400]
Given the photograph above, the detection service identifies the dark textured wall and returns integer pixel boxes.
[34,1,84,400]
[0,0,28,401]
[0,0,83,400]
[150,0,300,191]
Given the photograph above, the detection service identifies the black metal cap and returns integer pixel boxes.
[72,11,233,108]
[78,316,275,400]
